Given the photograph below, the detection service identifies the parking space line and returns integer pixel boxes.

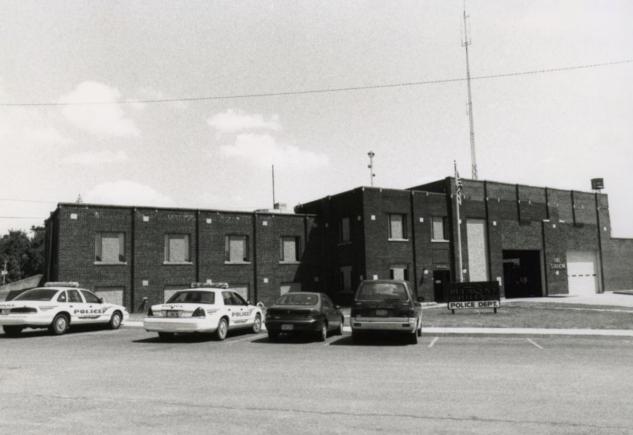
[428,337,439,348]
[527,338,544,349]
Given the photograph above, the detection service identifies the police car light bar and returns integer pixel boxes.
[190,282,229,289]
[44,281,80,288]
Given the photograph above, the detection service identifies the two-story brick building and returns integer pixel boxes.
[44,177,633,311]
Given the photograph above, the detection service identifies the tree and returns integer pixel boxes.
[0,226,45,284]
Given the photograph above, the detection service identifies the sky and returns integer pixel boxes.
[1,0,632,237]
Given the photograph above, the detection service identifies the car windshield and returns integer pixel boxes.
[356,283,409,301]
[166,291,215,304]
[275,293,319,306]
[13,289,58,301]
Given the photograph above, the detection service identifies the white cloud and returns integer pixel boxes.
[0,108,70,149]
[62,150,128,166]
[60,81,140,137]
[220,133,329,171]
[84,181,174,207]
[208,109,281,134]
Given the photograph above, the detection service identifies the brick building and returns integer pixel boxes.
[45,177,633,311]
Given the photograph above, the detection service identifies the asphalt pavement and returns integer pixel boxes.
[2,325,633,434]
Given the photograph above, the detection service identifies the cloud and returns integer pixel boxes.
[208,109,281,134]
[220,133,329,171]
[84,181,174,207]
[62,150,128,166]
[60,81,140,137]
[0,108,70,149]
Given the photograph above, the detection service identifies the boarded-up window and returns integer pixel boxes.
[280,236,300,262]
[388,214,407,239]
[280,282,302,295]
[164,234,190,262]
[225,235,249,262]
[432,217,449,241]
[390,265,409,281]
[94,286,124,306]
[95,233,125,263]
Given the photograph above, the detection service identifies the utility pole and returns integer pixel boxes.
[462,1,478,180]
[367,151,376,186]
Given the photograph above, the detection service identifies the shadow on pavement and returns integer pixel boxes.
[0,324,115,339]
[250,333,330,345]
[133,328,256,344]
[328,333,417,346]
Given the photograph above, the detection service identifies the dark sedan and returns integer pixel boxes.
[265,292,344,342]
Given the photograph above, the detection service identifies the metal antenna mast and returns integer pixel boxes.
[462,1,478,180]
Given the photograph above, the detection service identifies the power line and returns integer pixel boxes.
[0,59,631,107]
[0,216,47,220]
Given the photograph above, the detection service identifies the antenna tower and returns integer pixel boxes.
[462,2,478,180]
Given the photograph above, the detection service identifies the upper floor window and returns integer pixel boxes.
[339,217,350,242]
[164,234,191,263]
[225,235,249,263]
[95,232,126,263]
[280,236,300,262]
[388,214,407,240]
[431,217,449,242]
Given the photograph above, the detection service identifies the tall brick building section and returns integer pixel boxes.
[45,177,633,311]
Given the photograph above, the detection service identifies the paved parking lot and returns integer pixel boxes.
[2,326,633,434]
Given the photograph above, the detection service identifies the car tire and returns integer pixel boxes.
[417,324,422,337]
[267,330,279,342]
[215,318,228,341]
[408,331,418,345]
[49,314,69,335]
[335,316,344,335]
[109,311,123,330]
[158,332,174,341]
[317,322,328,342]
[3,325,23,337]
[252,314,262,334]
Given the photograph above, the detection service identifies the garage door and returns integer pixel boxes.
[566,251,599,296]
[94,286,124,306]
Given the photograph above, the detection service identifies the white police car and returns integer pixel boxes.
[0,282,129,336]
[143,283,263,340]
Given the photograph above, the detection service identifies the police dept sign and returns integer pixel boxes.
[447,281,501,314]
[448,300,500,310]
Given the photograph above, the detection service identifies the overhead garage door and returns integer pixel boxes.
[94,286,124,306]
[566,251,599,296]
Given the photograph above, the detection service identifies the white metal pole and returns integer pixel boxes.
[454,161,464,282]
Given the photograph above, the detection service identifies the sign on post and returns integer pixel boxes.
[447,281,501,314]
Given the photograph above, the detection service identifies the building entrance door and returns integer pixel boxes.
[433,270,451,302]
[502,250,543,298]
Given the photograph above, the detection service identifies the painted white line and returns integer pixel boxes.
[226,333,265,345]
[428,337,439,348]
[527,338,544,349]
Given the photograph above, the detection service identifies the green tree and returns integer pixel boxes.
[0,226,45,284]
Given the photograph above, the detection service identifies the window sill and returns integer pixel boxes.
[163,261,193,265]
[279,261,300,265]
[94,262,128,266]
[388,238,409,242]
[431,239,450,243]
[224,261,252,265]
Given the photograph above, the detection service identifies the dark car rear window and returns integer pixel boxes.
[275,293,319,306]
[13,289,58,301]
[166,291,215,304]
[356,282,409,301]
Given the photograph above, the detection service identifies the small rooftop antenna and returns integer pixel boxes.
[462,0,478,180]
[367,151,376,186]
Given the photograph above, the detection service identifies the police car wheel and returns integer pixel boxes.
[3,326,23,337]
[252,314,262,333]
[109,312,122,330]
[417,325,422,337]
[50,314,69,335]
[408,331,418,344]
[215,318,228,341]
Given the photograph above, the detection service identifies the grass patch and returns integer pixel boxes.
[422,303,633,329]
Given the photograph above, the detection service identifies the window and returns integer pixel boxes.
[68,290,83,303]
[222,291,246,306]
[231,292,248,306]
[57,292,67,303]
[339,217,350,242]
[225,235,249,263]
[81,290,101,303]
[95,232,125,263]
[390,265,409,281]
[340,265,352,292]
[431,217,449,241]
[280,236,300,262]
[164,234,191,263]
[388,214,407,240]
[229,285,249,301]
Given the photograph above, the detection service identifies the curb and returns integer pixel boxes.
[421,327,633,337]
